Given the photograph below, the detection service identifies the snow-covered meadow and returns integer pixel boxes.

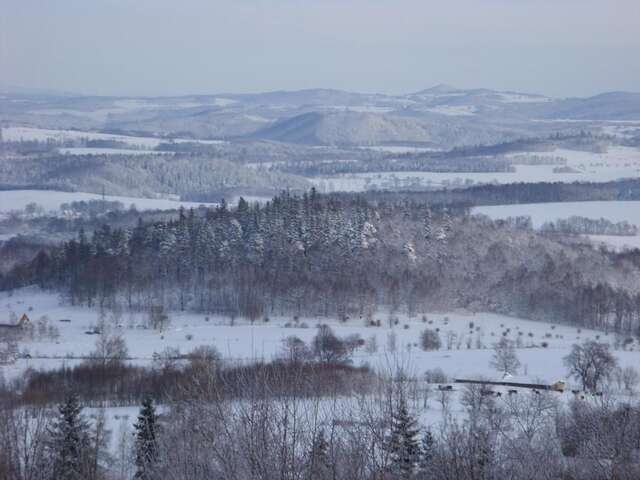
[312,145,640,192]
[0,189,214,217]
[56,147,176,156]
[473,201,640,228]
[1,126,225,150]
[474,201,640,251]
[2,287,639,390]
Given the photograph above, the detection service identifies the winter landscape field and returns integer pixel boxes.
[3,0,640,478]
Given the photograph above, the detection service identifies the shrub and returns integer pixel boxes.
[312,325,350,364]
[424,368,448,384]
[420,329,442,351]
[344,334,365,354]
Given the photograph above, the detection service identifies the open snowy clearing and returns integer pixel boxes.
[2,287,639,389]
[0,189,214,215]
[56,147,176,156]
[473,201,640,228]
[425,105,477,116]
[511,146,640,178]
[474,201,640,251]
[357,145,442,154]
[312,146,640,192]
[587,234,640,251]
[310,164,623,192]
[1,126,225,149]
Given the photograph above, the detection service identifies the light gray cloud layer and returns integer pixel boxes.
[1,0,639,97]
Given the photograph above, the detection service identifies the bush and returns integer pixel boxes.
[344,334,365,354]
[424,368,448,384]
[420,329,442,351]
[312,325,350,364]
[280,336,311,364]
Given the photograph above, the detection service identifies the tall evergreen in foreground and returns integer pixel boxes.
[133,396,159,479]
[387,396,421,479]
[48,394,91,480]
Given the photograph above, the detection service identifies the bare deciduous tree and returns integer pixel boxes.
[564,341,617,392]
[490,338,521,376]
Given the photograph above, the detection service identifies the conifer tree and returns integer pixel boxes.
[387,396,421,479]
[418,429,436,475]
[424,208,433,242]
[48,394,91,480]
[308,428,331,480]
[133,396,159,479]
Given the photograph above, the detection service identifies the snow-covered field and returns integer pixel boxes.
[2,287,639,390]
[0,189,213,215]
[1,126,225,149]
[473,201,640,228]
[587,234,640,251]
[56,147,176,156]
[474,201,640,251]
[513,146,640,180]
[426,105,477,116]
[312,146,640,192]
[358,145,442,154]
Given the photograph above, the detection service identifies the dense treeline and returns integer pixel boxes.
[541,216,639,236]
[0,152,309,198]
[4,190,640,334]
[348,177,640,207]
[276,155,515,175]
[1,357,372,408]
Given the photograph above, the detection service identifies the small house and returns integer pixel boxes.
[0,313,31,339]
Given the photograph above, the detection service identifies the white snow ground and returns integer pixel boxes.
[1,126,225,149]
[0,190,214,216]
[312,146,640,192]
[56,147,176,156]
[473,201,640,251]
[2,287,638,389]
[473,201,640,228]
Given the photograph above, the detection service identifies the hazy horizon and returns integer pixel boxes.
[2,0,639,99]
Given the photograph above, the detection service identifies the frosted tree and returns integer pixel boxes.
[308,428,331,480]
[387,396,421,479]
[418,429,436,474]
[490,337,521,376]
[48,394,91,480]
[423,207,433,242]
[564,341,617,391]
[133,396,159,480]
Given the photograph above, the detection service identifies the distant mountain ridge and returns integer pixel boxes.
[2,85,639,146]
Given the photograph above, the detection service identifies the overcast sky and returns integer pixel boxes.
[2,0,639,97]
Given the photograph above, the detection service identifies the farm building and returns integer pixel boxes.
[0,313,31,339]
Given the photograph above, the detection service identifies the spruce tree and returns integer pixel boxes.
[308,428,331,480]
[424,208,433,242]
[49,394,90,480]
[133,396,159,479]
[418,429,436,475]
[387,396,421,479]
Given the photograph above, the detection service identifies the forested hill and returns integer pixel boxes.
[4,190,640,334]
